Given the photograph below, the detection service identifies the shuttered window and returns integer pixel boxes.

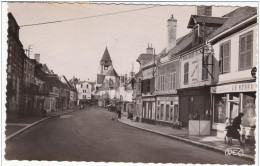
[184,63,189,84]
[170,73,176,90]
[160,75,165,91]
[239,31,253,70]
[219,40,231,74]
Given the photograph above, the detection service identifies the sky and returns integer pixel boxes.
[7,2,242,82]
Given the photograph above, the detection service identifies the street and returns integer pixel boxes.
[5,107,253,164]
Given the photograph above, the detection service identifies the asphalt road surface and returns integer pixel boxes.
[5,107,253,164]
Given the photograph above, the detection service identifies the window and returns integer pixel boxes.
[219,40,231,73]
[138,78,141,92]
[170,73,176,90]
[104,66,108,70]
[214,94,226,124]
[202,55,209,80]
[239,31,253,70]
[87,84,88,89]
[184,63,189,84]
[81,84,83,88]
[160,75,165,91]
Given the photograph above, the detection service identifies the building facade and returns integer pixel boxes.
[6,13,25,119]
[208,7,257,139]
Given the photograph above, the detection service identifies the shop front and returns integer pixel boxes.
[178,87,211,135]
[141,97,156,124]
[156,96,179,127]
[211,82,256,139]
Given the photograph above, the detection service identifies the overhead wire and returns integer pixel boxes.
[20,5,161,28]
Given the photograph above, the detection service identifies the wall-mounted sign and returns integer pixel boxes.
[251,67,257,78]
[211,82,256,94]
[190,60,199,83]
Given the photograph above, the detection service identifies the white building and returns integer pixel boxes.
[76,81,92,104]
[208,7,257,139]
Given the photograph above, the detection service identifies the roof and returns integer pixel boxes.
[187,15,228,28]
[100,47,112,65]
[136,54,156,63]
[167,31,194,57]
[209,7,257,41]
[106,67,119,77]
[97,74,106,84]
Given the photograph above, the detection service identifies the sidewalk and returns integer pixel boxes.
[6,109,75,138]
[119,117,255,161]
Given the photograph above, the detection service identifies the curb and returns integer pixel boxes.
[6,110,74,142]
[118,119,255,162]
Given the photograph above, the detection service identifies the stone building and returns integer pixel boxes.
[6,13,25,119]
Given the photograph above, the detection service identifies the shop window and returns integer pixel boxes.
[174,105,179,121]
[219,40,231,74]
[157,107,160,120]
[160,104,164,120]
[166,105,170,121]
[229,93,240,122]
[214,94,226,123]
[239,31,253,71]
[242,92,256,127]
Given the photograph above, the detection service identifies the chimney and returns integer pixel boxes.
[146,43,154,54]
[196,6,212,16]
[34,54,40,63]
[167,15,177,52]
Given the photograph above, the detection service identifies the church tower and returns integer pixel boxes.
[100,47,112,75]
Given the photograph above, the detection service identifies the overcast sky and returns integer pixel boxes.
[7,2,241,82]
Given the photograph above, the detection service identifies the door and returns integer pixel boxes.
[180,96,189,126]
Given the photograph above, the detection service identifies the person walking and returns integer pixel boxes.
[232,113,244,145]
[117,105,121,119]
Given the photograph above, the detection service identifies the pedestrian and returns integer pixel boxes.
[117,106,121,119]
[232,113,244,145]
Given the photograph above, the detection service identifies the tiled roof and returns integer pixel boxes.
[97,74,106,84]
[168,31,194,57]
[187,15,228,28]
[209,7,257,41]
[100,47,112,63]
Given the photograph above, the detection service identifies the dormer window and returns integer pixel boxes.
[192,24,201,46]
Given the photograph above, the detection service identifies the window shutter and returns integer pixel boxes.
[239,31,253,70]
[184,63,189,84]
[147,79,150,93]
[245,33,253,68]
[173,73,176,89]
[223,42,230,73]
[150,77,155,93]
[219,44,223,73]
[239,36,246,69]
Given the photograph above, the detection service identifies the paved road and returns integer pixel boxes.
[5,107,253,164]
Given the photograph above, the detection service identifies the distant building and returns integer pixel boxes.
[21,54,37,115]
[6,13,26,119]
[76,81,93,105]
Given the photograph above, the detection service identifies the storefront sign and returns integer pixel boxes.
[211,82,256,94]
